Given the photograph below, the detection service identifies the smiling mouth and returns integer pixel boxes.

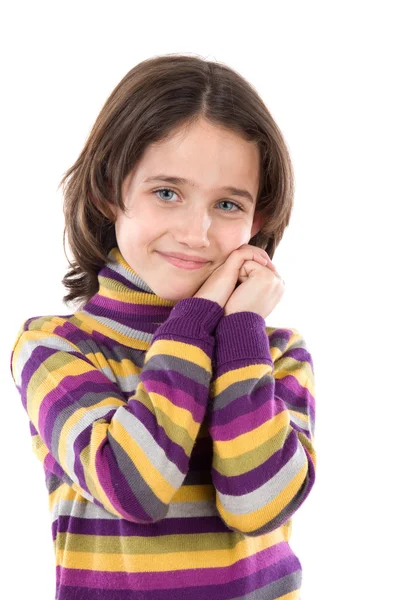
[157,252,209,270]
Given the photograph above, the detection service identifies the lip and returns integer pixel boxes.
[159,251,209,263]
[157,252,210,270]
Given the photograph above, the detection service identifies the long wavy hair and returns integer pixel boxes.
[59,53,295,310]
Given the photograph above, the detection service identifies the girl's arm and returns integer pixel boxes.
[208,312,316,537]
[10,297,223,523]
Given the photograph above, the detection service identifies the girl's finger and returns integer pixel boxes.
[255,253,279,274]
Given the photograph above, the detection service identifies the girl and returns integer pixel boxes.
[10,53,316,600]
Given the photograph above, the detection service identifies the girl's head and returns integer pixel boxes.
[60,53,294,308]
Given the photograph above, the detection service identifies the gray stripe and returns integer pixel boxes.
[13,333,82,387]
[212,373,273,411]
[144,352,211,385]
[51,390,122,462]
[105,253,155,294]
[289,411,311,432]
[52,496,220,521]
[232,570,302,600]
[80,309,154,344]
[217,443,308,514]
[57,403,121,484]
[113,405,185,490]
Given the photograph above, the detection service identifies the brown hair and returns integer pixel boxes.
[59,52,295,309]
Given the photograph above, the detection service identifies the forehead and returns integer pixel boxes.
[133,120,260,199]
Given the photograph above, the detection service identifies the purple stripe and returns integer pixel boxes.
[44,452,65,479]
[85,300,158,335]
[71,423,98,498]
[285,346,314,366]
[213,356,273,382]
[24,316,40,330]
[55,541,296,594]
[210,378,275,427]
[41,376,119,448]
[29,421,38,435]
[52,322,97,345]
[56,515,228,536]
[211,428,299,494]
[275,375,316,421]
[94,434,154,522]
[37,374,155,518]
[89,289,172,318]
[140,370,208,423]
[20,345,56,411]
[210,387,285,437]
[269,328,293,347]
[124,398,191,473]
[41,372,206,519]
[98,265,144,291]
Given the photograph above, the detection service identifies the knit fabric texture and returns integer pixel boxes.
[10,246,316,599]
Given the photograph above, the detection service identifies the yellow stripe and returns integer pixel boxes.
[72,419,127,517]
[49,482,88,512]
[144,338,211,373]
[97,274,174,308]
[276,592,300,600]
[24,343,104,427]
[135,383,201,442]
[74,311,149,351]
[125,392,202,457]
[172,484,215,503]
[85,351,141,377]
[24,316,69,336]
[212,363,272,397]
[213,410,290,460]
[12,329,75,380]
[31,433,49,465]
[58,400,124,465]
[48,482,66,512]
[274,358,314,395]
[107,417,176,504]
[290,408,311,427]
[297,431,317,468]
[213,426,289,477]
[109,357,142,377]
[55,525,287,571]
[216,460,308,532]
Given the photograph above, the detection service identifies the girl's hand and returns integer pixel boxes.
[193,244,285,319]
[224,251,285,319]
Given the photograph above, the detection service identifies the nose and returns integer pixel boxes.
[173,210,211,248]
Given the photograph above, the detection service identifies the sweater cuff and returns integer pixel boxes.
[213,311,273,367]
[152,297,224,348]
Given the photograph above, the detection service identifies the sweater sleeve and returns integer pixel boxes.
[10,297,224,524]
[208,311,317,537]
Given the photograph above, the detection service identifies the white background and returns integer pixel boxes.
[2,1,399,598]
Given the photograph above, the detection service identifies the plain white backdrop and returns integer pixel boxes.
[2,1,399,598]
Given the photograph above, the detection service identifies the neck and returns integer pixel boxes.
[77,246,176,342]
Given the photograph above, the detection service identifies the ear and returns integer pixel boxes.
[250,211,264,238]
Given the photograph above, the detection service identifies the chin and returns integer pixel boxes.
[151,283,196,303]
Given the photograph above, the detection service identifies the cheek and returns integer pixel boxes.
[220,223,250,250]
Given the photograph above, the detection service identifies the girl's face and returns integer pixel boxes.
[108,118,264,302]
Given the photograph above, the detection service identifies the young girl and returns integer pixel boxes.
[10,54,316,600]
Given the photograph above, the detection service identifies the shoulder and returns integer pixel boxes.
[10,313,83,361]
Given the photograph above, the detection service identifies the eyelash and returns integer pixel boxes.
[152,188,245,212]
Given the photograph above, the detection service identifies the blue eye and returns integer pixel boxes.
[154,188,178,203]
[153,188,244,212]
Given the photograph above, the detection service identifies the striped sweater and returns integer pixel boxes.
[10,246,316,600]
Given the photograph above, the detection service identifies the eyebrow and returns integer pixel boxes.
[143,174,254,204]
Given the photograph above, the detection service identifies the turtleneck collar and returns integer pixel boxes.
[77,246,176,345]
